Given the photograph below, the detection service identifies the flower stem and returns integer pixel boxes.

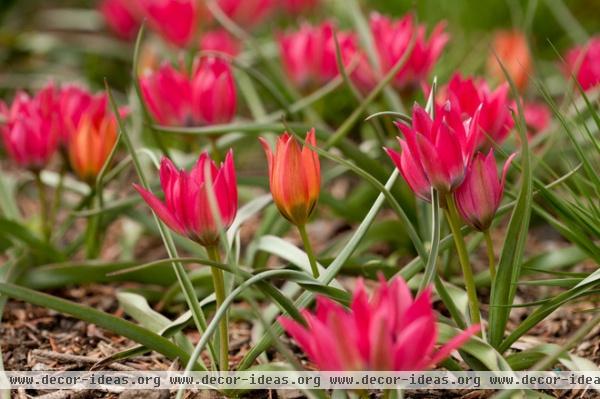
[49,165,65,233]
[34,172,50,241]
[206,245,228,371]
[483,229,496,282]
[84,191,101,259]
[209,137,222,164]
[298,224,319,278]
[444,195,481,327]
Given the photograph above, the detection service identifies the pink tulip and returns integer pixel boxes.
[140,63,193,126]
[281,0,319,14]
[564,36,600,91]
[385,102,481,198]
[455,151,515,231]
[134,151,238,246]
[139,0,200,47]
[217,0,276,27]
[279,22,374,90]
[370,13,448,90]
[443,74,514,148]
[99,0,140,40]
[140,57,236,126]
[279,276,479,371]
[191,57,237,125]
[1,84,60,170]
[200,29,240,57]
[279,24,317,87]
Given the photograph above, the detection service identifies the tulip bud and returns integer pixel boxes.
[191,57,237,125]
[134,151,238,247]
[487,30,532,91]
[139,63,192,126]
[454,150,515,231]
[1,85,59,171]
[99,0,140,40]
[139,0,200,47]
[260,129,320,226]
[68,115,118,183]
[59,85,109,145]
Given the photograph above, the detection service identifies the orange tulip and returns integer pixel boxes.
[260,129,320,226]
[68,115,118,183]
[488,30,532,91]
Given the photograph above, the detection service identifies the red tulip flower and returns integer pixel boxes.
[217,0,276,27]
[454,151,515,231]
[59,85,110,145]
[260,129,320,227]
[443,74,514,148]
[99,0,140,40]
[68,113,118,183]
[134,151,238,247]
[564,36,600,91]
[140,63,192,126]
[139,0,200,47]
[1,84,59,170]
[279,22,374,90]
[140,57,236,126]
[370,13,448,90]
[279,276,479,371]
[200,29,240,57]
[386,102,481,198]
[191,57,237,125]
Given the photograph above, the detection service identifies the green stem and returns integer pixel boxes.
[209,137,222,164]
[206,245,228,371]
[484,229,496,282]
[34,172,50,241]
[50,165,65,230]
[84,191,101,259]
[298,224,319,278]
[444,195,481,327]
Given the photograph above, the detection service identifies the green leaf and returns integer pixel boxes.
[20,260,177,290]
[255,235,343,289]
[117,292,193,353]
[419,189,441,292]
[0,283,203,370]
[0,174,20,220]
[507,343,599,371]
[499,267,600,352]
[488,58,533,350]
[226,194,271,246]
[0,218,64,261]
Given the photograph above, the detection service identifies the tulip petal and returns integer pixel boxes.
[428,324,480,367]
[133,183,185,235]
